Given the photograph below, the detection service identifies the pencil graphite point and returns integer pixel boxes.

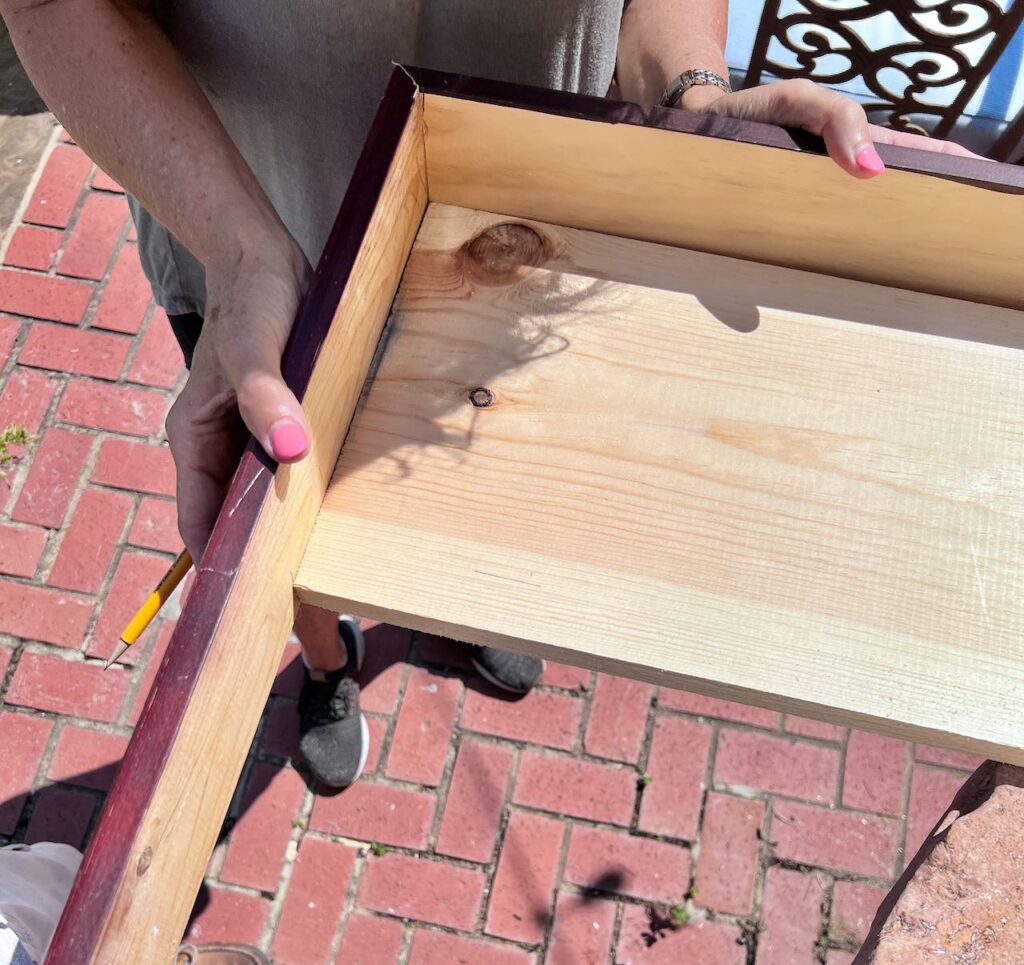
[104,639,130,671]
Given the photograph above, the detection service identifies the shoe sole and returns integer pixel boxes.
[470,654,546,695]
[336,615,369,788]
[353,712,369,783]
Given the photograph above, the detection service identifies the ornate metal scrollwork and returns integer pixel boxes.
[744,0,1024,141]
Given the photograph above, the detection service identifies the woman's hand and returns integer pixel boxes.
[679,79,986,178]
[165,227,312,561]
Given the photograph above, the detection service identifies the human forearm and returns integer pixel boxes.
[2,0,292,272]
[5,0,312,559]
[616,0,729,108]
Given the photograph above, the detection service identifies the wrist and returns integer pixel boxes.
[209,211,304,278]
[679,84,729,112]
[658,68,732,111]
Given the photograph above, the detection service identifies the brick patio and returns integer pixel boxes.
[0,130,981,964]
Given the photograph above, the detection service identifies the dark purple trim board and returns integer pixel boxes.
[49,65,1016,960]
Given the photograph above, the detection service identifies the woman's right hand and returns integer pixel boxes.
[165,226,312,562]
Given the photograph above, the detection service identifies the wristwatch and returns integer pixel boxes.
[659,69,732,108]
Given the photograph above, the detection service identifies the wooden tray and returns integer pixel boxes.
[50,67,1024,963]
[300,200,1024,759]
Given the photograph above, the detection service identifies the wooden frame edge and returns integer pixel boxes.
[403,64,1024,194]
[47,67,424,964]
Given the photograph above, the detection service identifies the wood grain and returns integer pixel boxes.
[298,203,1024,763]
[423,94,1024,310]
[405,64,1024,194]
[46,86,428,963]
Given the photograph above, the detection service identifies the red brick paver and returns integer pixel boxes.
[512,750,636,826]
[637,715,710,840]
[436,738,514,863]
[842,730,908,816]
[358,852,485,930]
[460,686,582,749]
[23,784,95,849]
[0,132,984,964]
[310,780,436,850]
[220,763,307,893]
[91,243,153,333]
[715,728,840,804]
[56,380,167,436]
[272,838,358,964]
[47,487,133,593]
[694,791,764,916]
[22,144,92,228]
[384,666,462,786]
[485,809,564,943]
[0,269,92,324]
[5,226,62,272]
[409,929,535,965]
[19,322,129,380]
[184,887,270,947]
[56,191,126,281]
[334,914,405,965]
[0,582,93,648]
[831,880,889,945]
[6,650,129,722]
[92,437,176,495]
[0,712,53,834]
[760,867,828,964]
[770,799,900,879]
[617,905,745,964]
[47,725,129,791]
[564,826,690,904]
[584,673,651,764]
[12,427,92,527]
[126,496,181,553]
[0,522,46,578]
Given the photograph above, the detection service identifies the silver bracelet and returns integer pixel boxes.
[659,69,731,108]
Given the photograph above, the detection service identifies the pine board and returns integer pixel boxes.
[423,94,1024,311]
[297,202,1024,761]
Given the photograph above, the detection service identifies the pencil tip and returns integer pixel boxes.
[104,640,130,671]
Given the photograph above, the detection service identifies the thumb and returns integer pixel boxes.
[233,356,310,464]
[218,326,311,464]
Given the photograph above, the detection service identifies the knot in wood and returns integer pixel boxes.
[465,223,545,281]
[468,387,494,408]
[136,846,153,877]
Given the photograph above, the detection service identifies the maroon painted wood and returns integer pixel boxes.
[49,64,1017,960]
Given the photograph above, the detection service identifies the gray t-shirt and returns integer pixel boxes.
[133,2,625,316]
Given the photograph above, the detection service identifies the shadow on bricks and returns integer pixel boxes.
[0,620,652,953]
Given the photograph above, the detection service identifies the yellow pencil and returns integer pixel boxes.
[103,549,193,670]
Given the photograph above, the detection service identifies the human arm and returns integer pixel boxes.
[616,0,980,178]
[1,0,312,560]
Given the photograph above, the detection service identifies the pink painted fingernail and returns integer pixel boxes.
[269,420,308,461]
[856,145,885,174]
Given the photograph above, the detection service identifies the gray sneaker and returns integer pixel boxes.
[298,616,369,787]
[465,644,544,694]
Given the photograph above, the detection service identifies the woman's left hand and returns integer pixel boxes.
[680,79,987,178]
